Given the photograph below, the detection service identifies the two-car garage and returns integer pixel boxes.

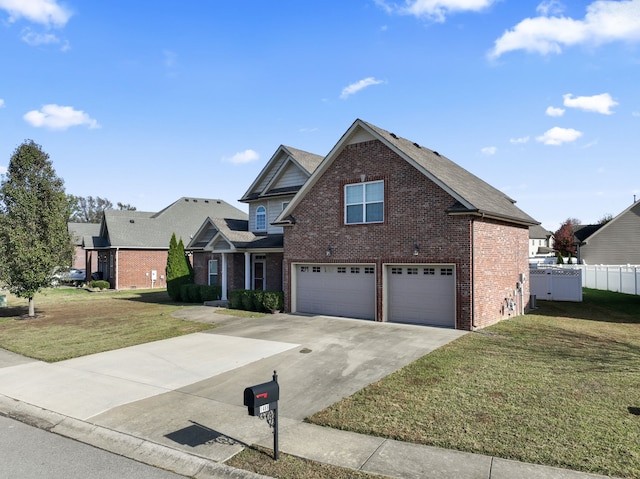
[293,263,456,328]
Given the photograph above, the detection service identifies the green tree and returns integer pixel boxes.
[68,195,136,223]
[166,233,192,301]
[0,140,74,317]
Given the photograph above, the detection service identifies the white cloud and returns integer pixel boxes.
[378,0,498,22]
[633,111,640,117]
[224,149,260,164]
[536,0,565,16]
[0,166,6,174]
[536,126,583,145]
[0,0,72,27]
[546,106,565,117]
[563,92,618,114]
[489,0,640,59]
[23,104,100,130]
[340,77,385,99]
[0,98,5,108]
[510,136,530,144]
[481,146,497,155]
[21,28,59,45]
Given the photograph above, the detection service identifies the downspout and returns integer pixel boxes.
[471,219,476,329]
[115,247,119,291]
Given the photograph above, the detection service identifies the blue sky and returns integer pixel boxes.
[1,0,639,232]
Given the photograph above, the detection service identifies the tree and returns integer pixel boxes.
[0,140,74,317]
[597,213,613,225]
[553,218,580,259]
[166,233,192,301]
[68,195,136,223]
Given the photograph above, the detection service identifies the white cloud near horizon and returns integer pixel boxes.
[340,77,385,99]
[546,106,565,117]
[489,0,640,59]
[0,0,72,27]
[510,136,530,144]
[377,0,498,22]
[563,92,618,114]
[536,126,583,145]
[481,146,497,155]
[224,149,260,164]
[23,104,100,130]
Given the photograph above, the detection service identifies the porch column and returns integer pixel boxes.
[244,252,251,290]
[221,252,228,301]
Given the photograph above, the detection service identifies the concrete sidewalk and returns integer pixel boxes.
[0,311,618,479]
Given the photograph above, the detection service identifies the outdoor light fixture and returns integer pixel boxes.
[326,245,333,257]
[413,244,419,256]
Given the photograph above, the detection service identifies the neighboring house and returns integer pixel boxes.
[529,224,554,257]
[82,197,247,289]
[188,146,323,297]
[273,119,539,330]
[575,200,640,264]
[68,222,100,271]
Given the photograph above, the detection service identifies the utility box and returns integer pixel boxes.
[244,380,279,416]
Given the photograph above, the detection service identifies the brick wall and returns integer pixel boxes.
[113,249,168,290]
[283,139,528,330]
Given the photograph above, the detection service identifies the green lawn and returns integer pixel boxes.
[308,289,640,479]
[0,288,213,362]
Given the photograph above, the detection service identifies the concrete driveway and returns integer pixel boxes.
[0,309,464,461]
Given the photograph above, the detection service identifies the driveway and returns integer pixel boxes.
[0,309,464,461]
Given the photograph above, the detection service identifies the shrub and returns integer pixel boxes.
[89,280,110,290]
[240,289,255,311]
[262,291,284,312]
[180,284,202,303]
[200,285,221,302]
[228,289,243,309]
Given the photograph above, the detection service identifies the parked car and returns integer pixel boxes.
[53,267,86,286]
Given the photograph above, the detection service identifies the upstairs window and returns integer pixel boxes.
[345,180,384,224]
[256,205,266,231]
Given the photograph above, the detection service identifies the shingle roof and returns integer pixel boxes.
[68,222,101,245]
[529,224,552,239]
[361,121,539,225]
[282,145,324,174]
[95,198,247,249]
[574,224,603,242]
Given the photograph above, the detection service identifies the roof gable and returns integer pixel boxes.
[578,201,640,243]
[240,145,323,202]
[276,119,538,226]
[96,198,247,249]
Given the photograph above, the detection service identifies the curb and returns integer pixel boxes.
[0,394,270,479]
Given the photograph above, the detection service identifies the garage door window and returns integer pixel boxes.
[345,180,384,224]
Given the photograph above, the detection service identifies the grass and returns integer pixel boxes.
[226,446,389,479]
[308,289,640,479]
[0,288,213,362]
[214,308,268,319]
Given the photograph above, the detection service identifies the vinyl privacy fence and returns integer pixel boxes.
[578,264,640,295]
[530,267,583,302]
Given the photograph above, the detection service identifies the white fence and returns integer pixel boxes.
[578,265,640,295]
[530,267,583,302]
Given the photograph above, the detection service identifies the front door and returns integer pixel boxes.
[253,260,265,290]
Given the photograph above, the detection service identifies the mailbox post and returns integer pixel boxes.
[243,371,279,460]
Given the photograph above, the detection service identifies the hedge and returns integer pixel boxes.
[228,289,283,313]
[178,284,221,303]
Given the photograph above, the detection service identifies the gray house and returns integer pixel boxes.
[576,200,640,264]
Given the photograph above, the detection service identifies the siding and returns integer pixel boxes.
[581,202,640,264]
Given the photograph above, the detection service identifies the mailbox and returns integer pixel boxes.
[244,380,279,416]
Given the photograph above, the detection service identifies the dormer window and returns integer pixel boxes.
[256,205,267,231]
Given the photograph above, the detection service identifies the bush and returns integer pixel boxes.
[200,285,221,302]
[179,284,201,303]
[228,289,284,313]
[262,291,284,312]
[89,280,110,290]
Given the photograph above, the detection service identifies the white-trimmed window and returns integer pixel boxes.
[256,205,266,231]
[208,259,218,286]
[345,180,384,224]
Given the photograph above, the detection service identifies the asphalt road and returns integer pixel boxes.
[0,415,188,479]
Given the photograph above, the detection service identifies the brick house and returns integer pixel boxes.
[82,197,247,289]
[68,222,100,272]
[187,146,323,298]
[273,119,539,330]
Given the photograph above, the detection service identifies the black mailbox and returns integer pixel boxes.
[244,380,279,416]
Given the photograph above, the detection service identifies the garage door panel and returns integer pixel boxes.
[296,265,375,320]
[388,266,455,328]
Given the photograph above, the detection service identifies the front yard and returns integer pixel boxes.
[308,289,640,479]
[0,288,212,362]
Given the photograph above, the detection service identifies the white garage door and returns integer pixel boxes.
[387,265,455,327]
[295,264,375,320]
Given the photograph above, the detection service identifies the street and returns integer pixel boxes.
[0,415,188,479]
